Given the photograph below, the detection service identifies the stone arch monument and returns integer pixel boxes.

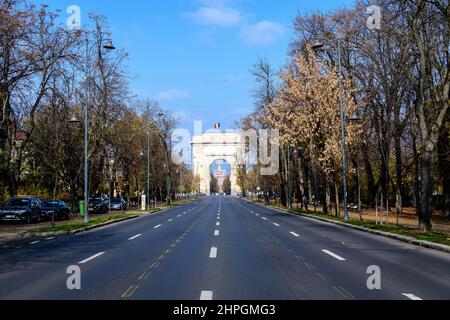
[191,132,243,195]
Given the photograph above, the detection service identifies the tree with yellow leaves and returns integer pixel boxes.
[264,45,361,215]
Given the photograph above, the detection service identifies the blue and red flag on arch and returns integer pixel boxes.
[214,123,221,129]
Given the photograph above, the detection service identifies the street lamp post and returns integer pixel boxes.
[312,40,349,220]
[147,130,151,210]
[69,34,115,223]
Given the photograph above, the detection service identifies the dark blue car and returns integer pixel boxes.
[0,197,41,224]
[40,200,71,221]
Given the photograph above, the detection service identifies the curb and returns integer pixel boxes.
[22,215,141,238]
[245,199,450,255]
[21,208,168,239]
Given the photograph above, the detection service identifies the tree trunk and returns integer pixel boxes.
[412,133,421,212]
[362,143,377,208]
[296,152,305,210]
[334,179,340,218]
[8,166,19,197]
[438,122,450,218]
[279,147,287,207]
[323,180,331,215]
[394,134,405,215]
[419,148,434,231]
[69,183,78,213]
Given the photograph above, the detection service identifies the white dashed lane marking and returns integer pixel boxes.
[200,291,213,300]
[209,247,218,258]
[402,293,423,300]
[78,252,105,264]
[290,232,300,237]
[153,224,162,229]
[322,249,346,261]
[128,234,142,240]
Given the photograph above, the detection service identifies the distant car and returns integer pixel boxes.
[110,198,127,211]
[40,200,70,221]
[0,197,41,224]
[88,197,109,214]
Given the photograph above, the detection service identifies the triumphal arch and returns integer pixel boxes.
[191,132,244,195]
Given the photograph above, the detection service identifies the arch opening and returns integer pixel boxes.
[209,159,232,195]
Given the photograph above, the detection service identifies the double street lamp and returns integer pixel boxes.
[312,40,360,220]
[69,35,115,223]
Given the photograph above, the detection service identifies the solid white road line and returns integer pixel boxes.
[154,224,162,229]
[128,234,142,240]
[273,223,280,227]
[216,222,220,226]
[30,241,40,245]
[78,252,105,264]
[402,293,423,300]
[200,291,213,300]
[209,247,218,258]
[214,230,220,236]
[290,232,300,237]
[322,249,346,261]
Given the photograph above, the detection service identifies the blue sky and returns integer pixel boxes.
[42,0,355,133]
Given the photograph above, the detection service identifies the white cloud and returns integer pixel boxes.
[183,7,242,27]
[239,21,284,45]
[157,89,190,101]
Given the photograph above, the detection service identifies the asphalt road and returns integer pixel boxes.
[0,196,449,300]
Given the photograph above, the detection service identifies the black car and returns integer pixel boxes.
[88,197,109,214]
[40,200,71,221]
[0,197,41,224]
[110,198,127,211]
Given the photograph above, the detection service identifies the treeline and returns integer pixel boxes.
[0,0,195,209]
[238,0,449,231]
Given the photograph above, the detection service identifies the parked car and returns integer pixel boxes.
[0,197,41,224]
[110,198,127,211]
[88,197,109,214]
[40,200,71,221]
